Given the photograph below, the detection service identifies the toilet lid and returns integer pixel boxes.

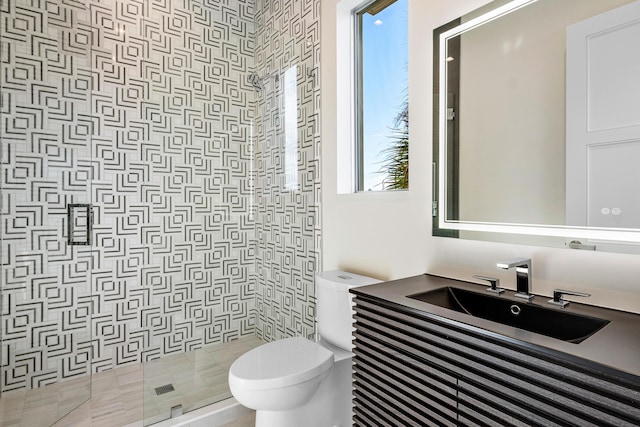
[229,337,334,390]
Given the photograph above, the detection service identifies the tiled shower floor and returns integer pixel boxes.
[0,336,263,427]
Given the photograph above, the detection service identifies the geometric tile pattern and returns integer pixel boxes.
[253,0,320,342]
[1,0,95,392]
[0,0,319,395]
[128,0,258,370]
[0,0,259,392]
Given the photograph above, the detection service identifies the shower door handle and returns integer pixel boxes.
[67,204,93,246]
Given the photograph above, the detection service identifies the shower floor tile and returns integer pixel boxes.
[0,335,263,427]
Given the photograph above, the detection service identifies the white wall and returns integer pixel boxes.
[458,0,567,225]
[457,0,631,226]
[321,0,640,314]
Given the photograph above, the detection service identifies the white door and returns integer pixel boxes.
[566,0,640,251]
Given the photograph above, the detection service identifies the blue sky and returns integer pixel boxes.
[361,0,408,191]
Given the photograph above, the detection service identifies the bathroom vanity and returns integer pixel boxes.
[350,275,640,426]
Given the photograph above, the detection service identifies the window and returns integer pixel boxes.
[355,0,408,191]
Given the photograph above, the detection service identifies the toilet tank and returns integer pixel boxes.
[316,271,382,350]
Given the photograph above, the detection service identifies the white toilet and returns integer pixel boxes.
[228,271,381,427]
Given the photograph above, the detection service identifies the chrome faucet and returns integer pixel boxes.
[497,258,533,301]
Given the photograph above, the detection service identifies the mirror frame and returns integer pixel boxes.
[434,0,640,244]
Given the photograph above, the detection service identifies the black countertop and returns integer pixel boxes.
[351,274,640,383]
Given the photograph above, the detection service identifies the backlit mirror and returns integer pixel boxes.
[434,0,640,252]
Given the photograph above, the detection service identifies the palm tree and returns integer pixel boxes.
[380,100,409,190]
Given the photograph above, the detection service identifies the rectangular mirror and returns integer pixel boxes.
[434,0,640,252]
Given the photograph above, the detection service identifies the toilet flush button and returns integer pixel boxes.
[337,275,352,280]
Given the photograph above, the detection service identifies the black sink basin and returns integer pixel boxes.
[408,287,610,344]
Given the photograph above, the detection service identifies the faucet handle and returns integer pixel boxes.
[548,289,591,308]
[473,275,505,294]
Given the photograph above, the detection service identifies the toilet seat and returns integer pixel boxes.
[229,337,333,391]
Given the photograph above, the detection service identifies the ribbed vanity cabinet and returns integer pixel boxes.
[351,294,640,427]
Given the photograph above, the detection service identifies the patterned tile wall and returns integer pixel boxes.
[0,0,320,393]
[0,0,260,391]
[253,0,320,342]
[1,0,96,392]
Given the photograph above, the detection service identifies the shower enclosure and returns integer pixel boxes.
[1,0,319,425]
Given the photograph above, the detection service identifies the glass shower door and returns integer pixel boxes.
[0,0,93,425]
